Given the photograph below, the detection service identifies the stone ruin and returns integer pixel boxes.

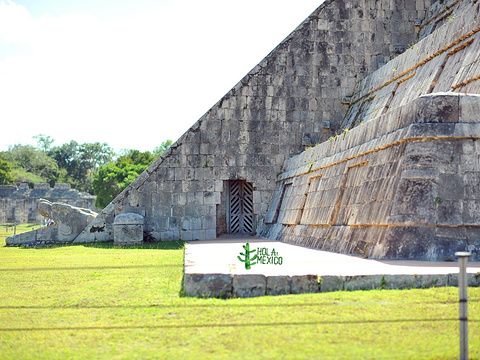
[0,183,97,224]
[7,0,480,261]
[6,199,97,247]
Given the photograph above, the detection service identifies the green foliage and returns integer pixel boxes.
[0,158,14,185]
[92,144,172,209]
[92,162,148,209]
[48,140,114,193]
[0,144,60,187]
[33,134,55,152]
[0,228,479,360]
[10,166,45,186]
[117,149,156,166]
[153,139,173,156]
[307,161,314,173]
[380,275,388,289]
[1,136,171,197]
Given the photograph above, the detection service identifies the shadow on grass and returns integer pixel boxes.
[49,240,185,251]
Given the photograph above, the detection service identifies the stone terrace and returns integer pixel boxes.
[260,0,480,260]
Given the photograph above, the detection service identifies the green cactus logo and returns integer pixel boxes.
[237,243,284,270]
[237,243,258,270]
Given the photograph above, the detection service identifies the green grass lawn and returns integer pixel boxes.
[1,226,479,359]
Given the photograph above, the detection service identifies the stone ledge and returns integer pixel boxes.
[184,273,318,298]
[183,273,232,298]
[280,94,480,178]
[183,272,480,298]
[320,273,480,292]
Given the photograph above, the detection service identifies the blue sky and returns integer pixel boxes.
[0,0,320,153]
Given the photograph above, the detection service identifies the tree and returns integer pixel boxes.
[33,134,55,153]
[48,141,114,193]
[0,145,60,187]
[153,140,173,157]
[92,162,148,209]
[92,148,159,209]
[0,158,14,185]
[117,149,156,166]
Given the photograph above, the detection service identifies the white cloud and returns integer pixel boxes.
[0,1,32,43]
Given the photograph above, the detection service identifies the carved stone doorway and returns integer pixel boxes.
[226,180,255,235]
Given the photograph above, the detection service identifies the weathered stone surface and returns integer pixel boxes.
[343,275,383,291]
[266,276,291,296]
[319,274,453,292]
[320,276,344,292]
[408,123,455,137]
[414,274,449,288]
[262,91,480,261]
[113,213,144,245]
[4,229,39,246]
[232,275,267,298]
[381,274,449,290]
[6,199,97,246]
[415,93,460,124]
[391,178,437,218]
[38,200,97,241]
[382,275,417,290]
[0,183,97,224]
[290,275,319,294]
[460,94,480,123]
[438,173,464,201]
[448,273,480,287]
[470,273,480,287]
[183,273,232,298]
[187,272,470,298]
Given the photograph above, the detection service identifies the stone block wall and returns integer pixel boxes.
[260,93,480,260]
[259,0,480,260]
[0,183,97,224]
[257,0,480,260]
[341,0,480,129]
[74,0,432,243]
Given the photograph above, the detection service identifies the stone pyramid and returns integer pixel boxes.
[69,0,480,261]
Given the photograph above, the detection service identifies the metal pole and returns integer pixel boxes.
[455,251,471,360]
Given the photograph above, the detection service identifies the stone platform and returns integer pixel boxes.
[184,235,480,298]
